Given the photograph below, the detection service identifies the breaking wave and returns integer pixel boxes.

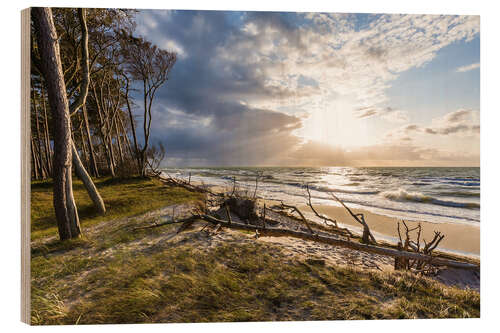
[381,189,479,209]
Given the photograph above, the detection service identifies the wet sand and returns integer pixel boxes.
[299,204,479,256]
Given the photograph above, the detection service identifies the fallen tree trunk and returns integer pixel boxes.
[279,202,315,234]
[158,174,219,196]
[137,213,478,271]
[215,218,477,270]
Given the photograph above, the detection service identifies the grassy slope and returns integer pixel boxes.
[30,177,479,325]
[31,177,203,241]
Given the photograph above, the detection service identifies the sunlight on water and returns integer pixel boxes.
[162,167,480,225]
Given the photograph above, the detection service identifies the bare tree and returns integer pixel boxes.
[121,34,176,176]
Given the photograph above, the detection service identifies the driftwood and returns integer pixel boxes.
[330,192,376,244]
[150,174,477,272]
[150,213,478,271]
[159,174,220,196]
[395,221,446,273]
[132,217,193,231]
[305,185,353,238]
[279,202,315,234]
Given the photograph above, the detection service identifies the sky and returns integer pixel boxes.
[132,10,480,167]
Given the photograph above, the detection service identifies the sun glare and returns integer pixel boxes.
[299,99,372,149]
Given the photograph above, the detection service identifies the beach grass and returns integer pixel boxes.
[31,234,480,324]
[31,176,204,241]
[30,177,480,324]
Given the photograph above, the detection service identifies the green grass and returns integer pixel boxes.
[30,177,479,325]
[31,176,203,241]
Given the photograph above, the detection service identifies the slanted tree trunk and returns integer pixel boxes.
[72,141,106,214]
[78,114,89,167]
[123,74,141,174]
[32,7,80,240]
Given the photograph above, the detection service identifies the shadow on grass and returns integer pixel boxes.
[31,237,93,258]
[94,176,151,187]
[31,202,102,233]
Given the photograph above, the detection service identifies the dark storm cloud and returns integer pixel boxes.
[148,101,303,166]
[138,10,311,113]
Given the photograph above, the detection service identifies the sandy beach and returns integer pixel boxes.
[299,204,480,257]
[197,180,480,257]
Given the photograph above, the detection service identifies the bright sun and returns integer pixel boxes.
[298,98,374,149]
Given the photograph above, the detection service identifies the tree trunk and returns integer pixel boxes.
[34,97,48,179]
[82,103,99,177]
[78,115,89,168]
[41,86,53,176]
[139,151,146,177]
[107,134,116,176]
[118,113,135,162]
[72,141,106,215]
[92,83,115,177]
[30,136,39,180]
[115,119,124,165]
[124,76,141,174]
[33,7,80,240]
[65,166,80,236]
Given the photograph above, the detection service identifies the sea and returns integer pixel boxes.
[161,167,480,227]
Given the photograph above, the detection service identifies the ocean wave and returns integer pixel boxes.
[381,189,480,209]
[309,184,379,195]
[441,177,480,182]
[442,181,480,187]
[436,191,480,198]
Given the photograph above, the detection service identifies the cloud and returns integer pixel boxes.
[426,109,480,136]
[385,109,480,142]
[149,103,303,166]
[356,106,409,123]
[287,140,479,167]
[130,10,479,166]
[456,62,480,72]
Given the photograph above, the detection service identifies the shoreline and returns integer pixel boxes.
[190,180,480,258]
[298,204,480,257]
